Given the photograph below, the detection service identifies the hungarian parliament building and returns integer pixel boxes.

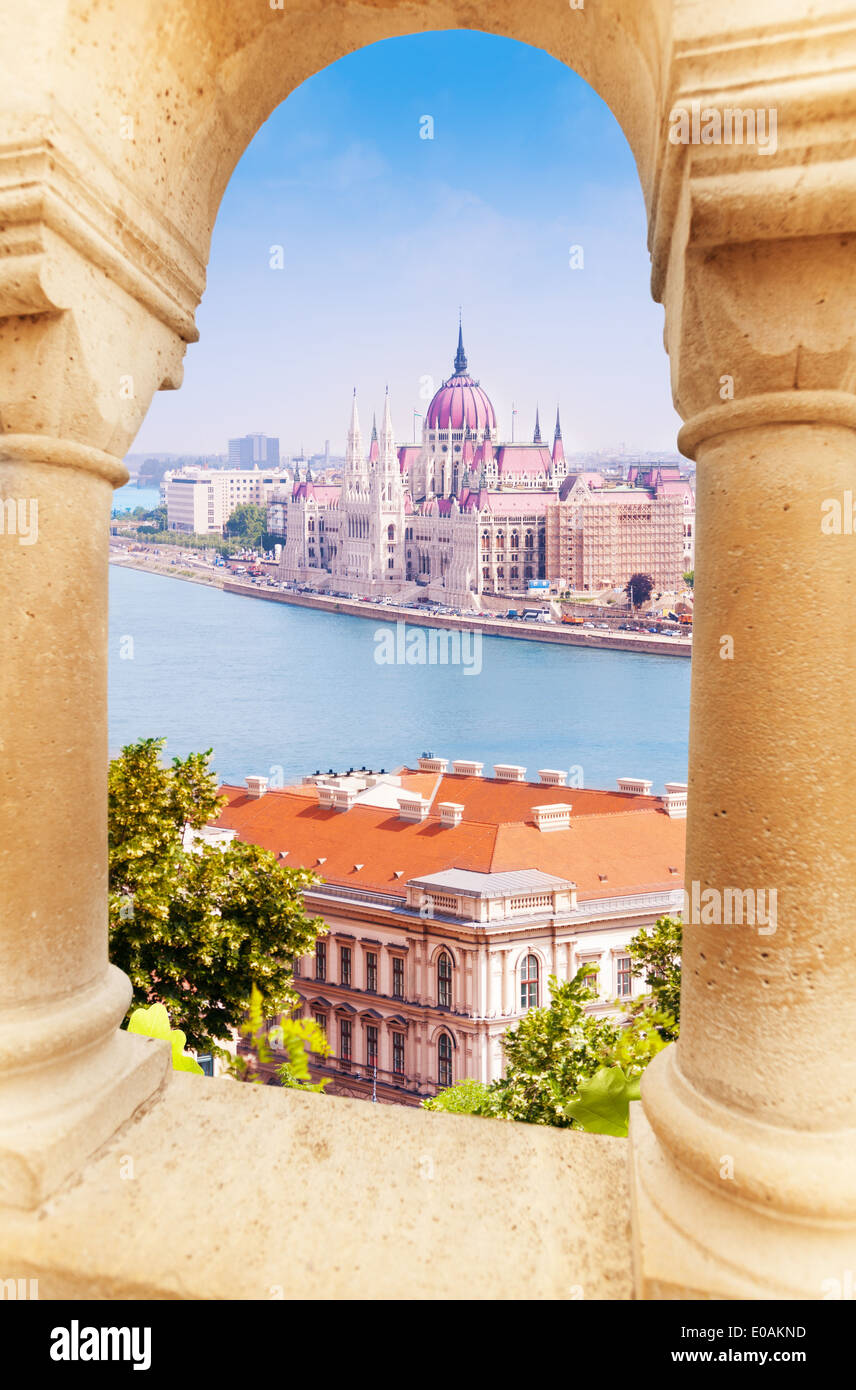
[270,325,694,605]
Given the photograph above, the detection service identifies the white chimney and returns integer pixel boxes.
[318,785,357,812]
[532,803,573,832]
[438,802,464,828]
[398,794,430,823]
[245,776,269,798]
[331,786,358,812]
[494,764,526,782]
[451,760,483,777]
[663,782,688,818]
[617,777,653,796]
[538,769,567,787]
[417,756,448,774]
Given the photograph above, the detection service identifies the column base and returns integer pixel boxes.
[629,1057,856,1300]
[0,967,171,1210]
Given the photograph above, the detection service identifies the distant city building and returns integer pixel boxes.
[166,465,290,533]
[546,467,695,592]
[228,433,280,469]
[271,322,692,603]
[214,757,687,1104]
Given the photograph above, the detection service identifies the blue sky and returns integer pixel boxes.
[133,31,682,459]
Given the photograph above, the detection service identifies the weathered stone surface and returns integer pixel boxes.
[1,0,856,1298]
[0,1073,632,1300]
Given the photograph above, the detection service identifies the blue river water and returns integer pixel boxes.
[112,483,161,513]
[108,566,691,791]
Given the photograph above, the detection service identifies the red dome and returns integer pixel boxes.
[426,373,496,432]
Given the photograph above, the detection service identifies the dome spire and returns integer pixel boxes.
[454,310,468,375]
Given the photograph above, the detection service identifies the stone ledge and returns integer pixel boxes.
[0,1067,633,1300]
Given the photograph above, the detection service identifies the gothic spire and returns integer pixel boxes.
[554,405,562,440]
[454,313,468,375]
[533,406,542,444]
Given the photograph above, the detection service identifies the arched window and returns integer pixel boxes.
[438,1032,453,1088]
[520,955,539,1010]
[387,523,395,540]
[437,952,452,1008]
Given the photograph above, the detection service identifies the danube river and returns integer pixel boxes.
[108,565,691,790]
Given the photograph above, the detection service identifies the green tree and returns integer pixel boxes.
[625,571,654,608]
[682,570,694,590]
[223,502,266,546]
[626,915,682,1038]
[108,737,324,1053]
[423,967,674,1132]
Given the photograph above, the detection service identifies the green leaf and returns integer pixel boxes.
[128,1002,204,1074]
[563,1066,641,1136]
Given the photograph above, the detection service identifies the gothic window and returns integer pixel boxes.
[388,524,395,541]
[438,1033,453,1089]
[520,955,540,1010]
[437,952,453,1008]
[525,565,533,580]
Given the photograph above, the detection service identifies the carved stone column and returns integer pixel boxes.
[631,161,856,1293]
[0,144,198,1207]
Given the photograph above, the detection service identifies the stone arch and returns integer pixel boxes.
[5,0,854,1305]
[428,1023,458,1050]
[427,941,462,970]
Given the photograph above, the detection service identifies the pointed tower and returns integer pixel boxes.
[533,406,542,444]
[370,386,405,584]
[454,315,468,375]
[343,390,367,499]
[368,412,379,465]
[551,404,567,484]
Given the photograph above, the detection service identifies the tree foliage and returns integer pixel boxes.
[230,984,331,1091]
[626,915,682,1039]
[424,919,683,1133]
[109,738,325,1053]
[625,571,654,607]
[223,502,267,545]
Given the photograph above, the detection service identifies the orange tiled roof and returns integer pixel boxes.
[215,773,685,902]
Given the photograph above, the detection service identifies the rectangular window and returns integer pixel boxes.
[340,945,352,987]
[617,956,633,998]
[315,940,326,982]
[584,961,599,996]
[392,1032,405,1076]
[366,951,378,992]
[366,1025,378,1068]
[392,957,405,1000]
[313,1012,327,1043]
[340,1018,352,1070]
